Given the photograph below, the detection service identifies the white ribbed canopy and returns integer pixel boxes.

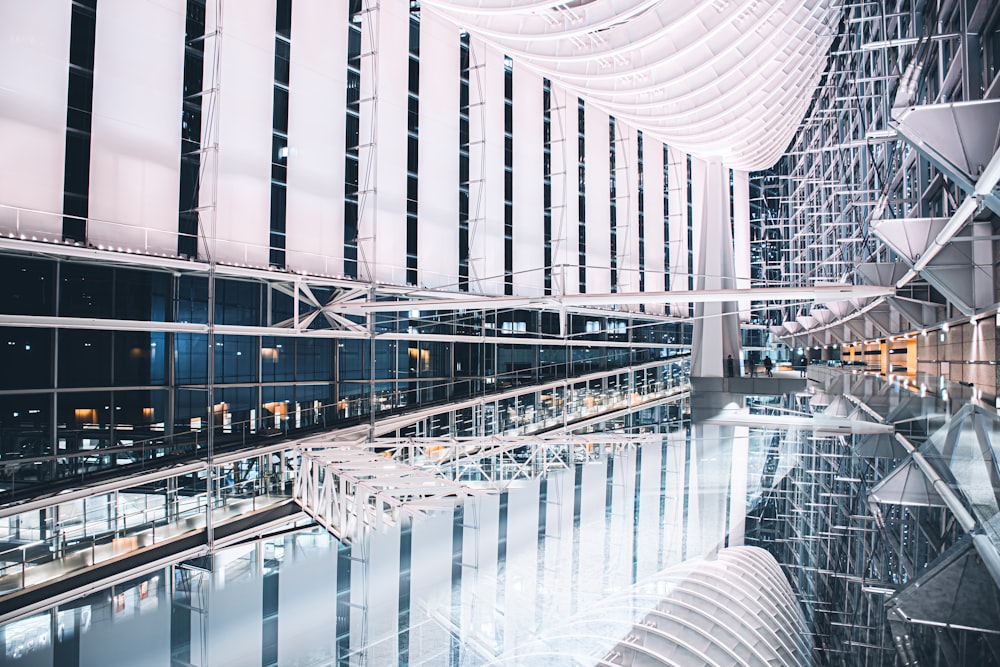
[422,0,840,170]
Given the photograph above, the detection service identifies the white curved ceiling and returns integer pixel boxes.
[422,0,841,170]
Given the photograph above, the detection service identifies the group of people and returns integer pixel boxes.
[726,353,773,377]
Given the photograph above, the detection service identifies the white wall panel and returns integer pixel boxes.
[466,38,487,294]
[89,0,184,254]
[512,67,544,295]
[504,480,540,646]
[478,41,506,295]
[462,493,500,639]
[0,1,71,235]
[365,522,401,663]
[550,84,577,296]
[545,464,574,543]
[411,510,454,610]
[635,442,664,580]
[358,0,408,284]
[208,1,275,266]
[277,539,339,667]
[666,146,688,316]
[732,168,752,320]
[410,510,456,664]
[584,104,610,294]
[418,13,459,289]
[643,137,665,312]
[285,1,346,276]
[728,427,750,546]
[618,123,640,295]
[79,585,171,667]
[689,156,707,288]
[207,565,263,667]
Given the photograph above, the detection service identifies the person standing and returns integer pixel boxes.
[763,356,773,377]
[726,354,735,378]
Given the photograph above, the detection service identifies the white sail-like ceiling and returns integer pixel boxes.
[422,0,841,170]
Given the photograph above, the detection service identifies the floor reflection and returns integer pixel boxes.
[3,368,985,665]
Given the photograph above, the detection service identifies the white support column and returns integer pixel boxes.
[690,158,741,378]
[0,1,71,235]
[286,1,346,277]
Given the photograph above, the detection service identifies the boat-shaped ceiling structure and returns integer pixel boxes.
[423,0,841,170]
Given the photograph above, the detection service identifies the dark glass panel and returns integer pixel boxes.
[58,329,112,387]
[0,257,55,316]
[0,328,53,390]
[114,331,167,386]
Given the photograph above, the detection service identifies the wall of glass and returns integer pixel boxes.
[0,255,690,498]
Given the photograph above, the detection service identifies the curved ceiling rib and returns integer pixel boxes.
[422,0,840,170]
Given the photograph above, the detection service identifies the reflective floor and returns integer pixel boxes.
[0,367,996,666]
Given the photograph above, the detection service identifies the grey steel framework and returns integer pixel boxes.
[759,0,1000,347]
[745,365,1000,664]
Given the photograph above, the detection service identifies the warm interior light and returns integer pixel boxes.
[263,402,288,418]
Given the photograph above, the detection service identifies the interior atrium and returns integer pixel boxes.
[1,0,1000,665]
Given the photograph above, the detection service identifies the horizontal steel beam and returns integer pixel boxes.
[331,285,895,314]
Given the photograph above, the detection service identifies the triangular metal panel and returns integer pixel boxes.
[825,300,854,319]
[796,315,817,330]
[865,307,893,337]
[811,308,834,325]
[869,457,947,507]
[824,395,852,418]
[921,405,1000,521]
[872,217,949,265]
[886,296,943,329]
[884,394,939,423]
[844,317,867,342]
[850,296,874,310]
[855,432,907,458]
[894,100,1000,184]
[922,242,993,315]
[855,262,910,287]
[848,407,872,423]
[887,536,1000,633]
